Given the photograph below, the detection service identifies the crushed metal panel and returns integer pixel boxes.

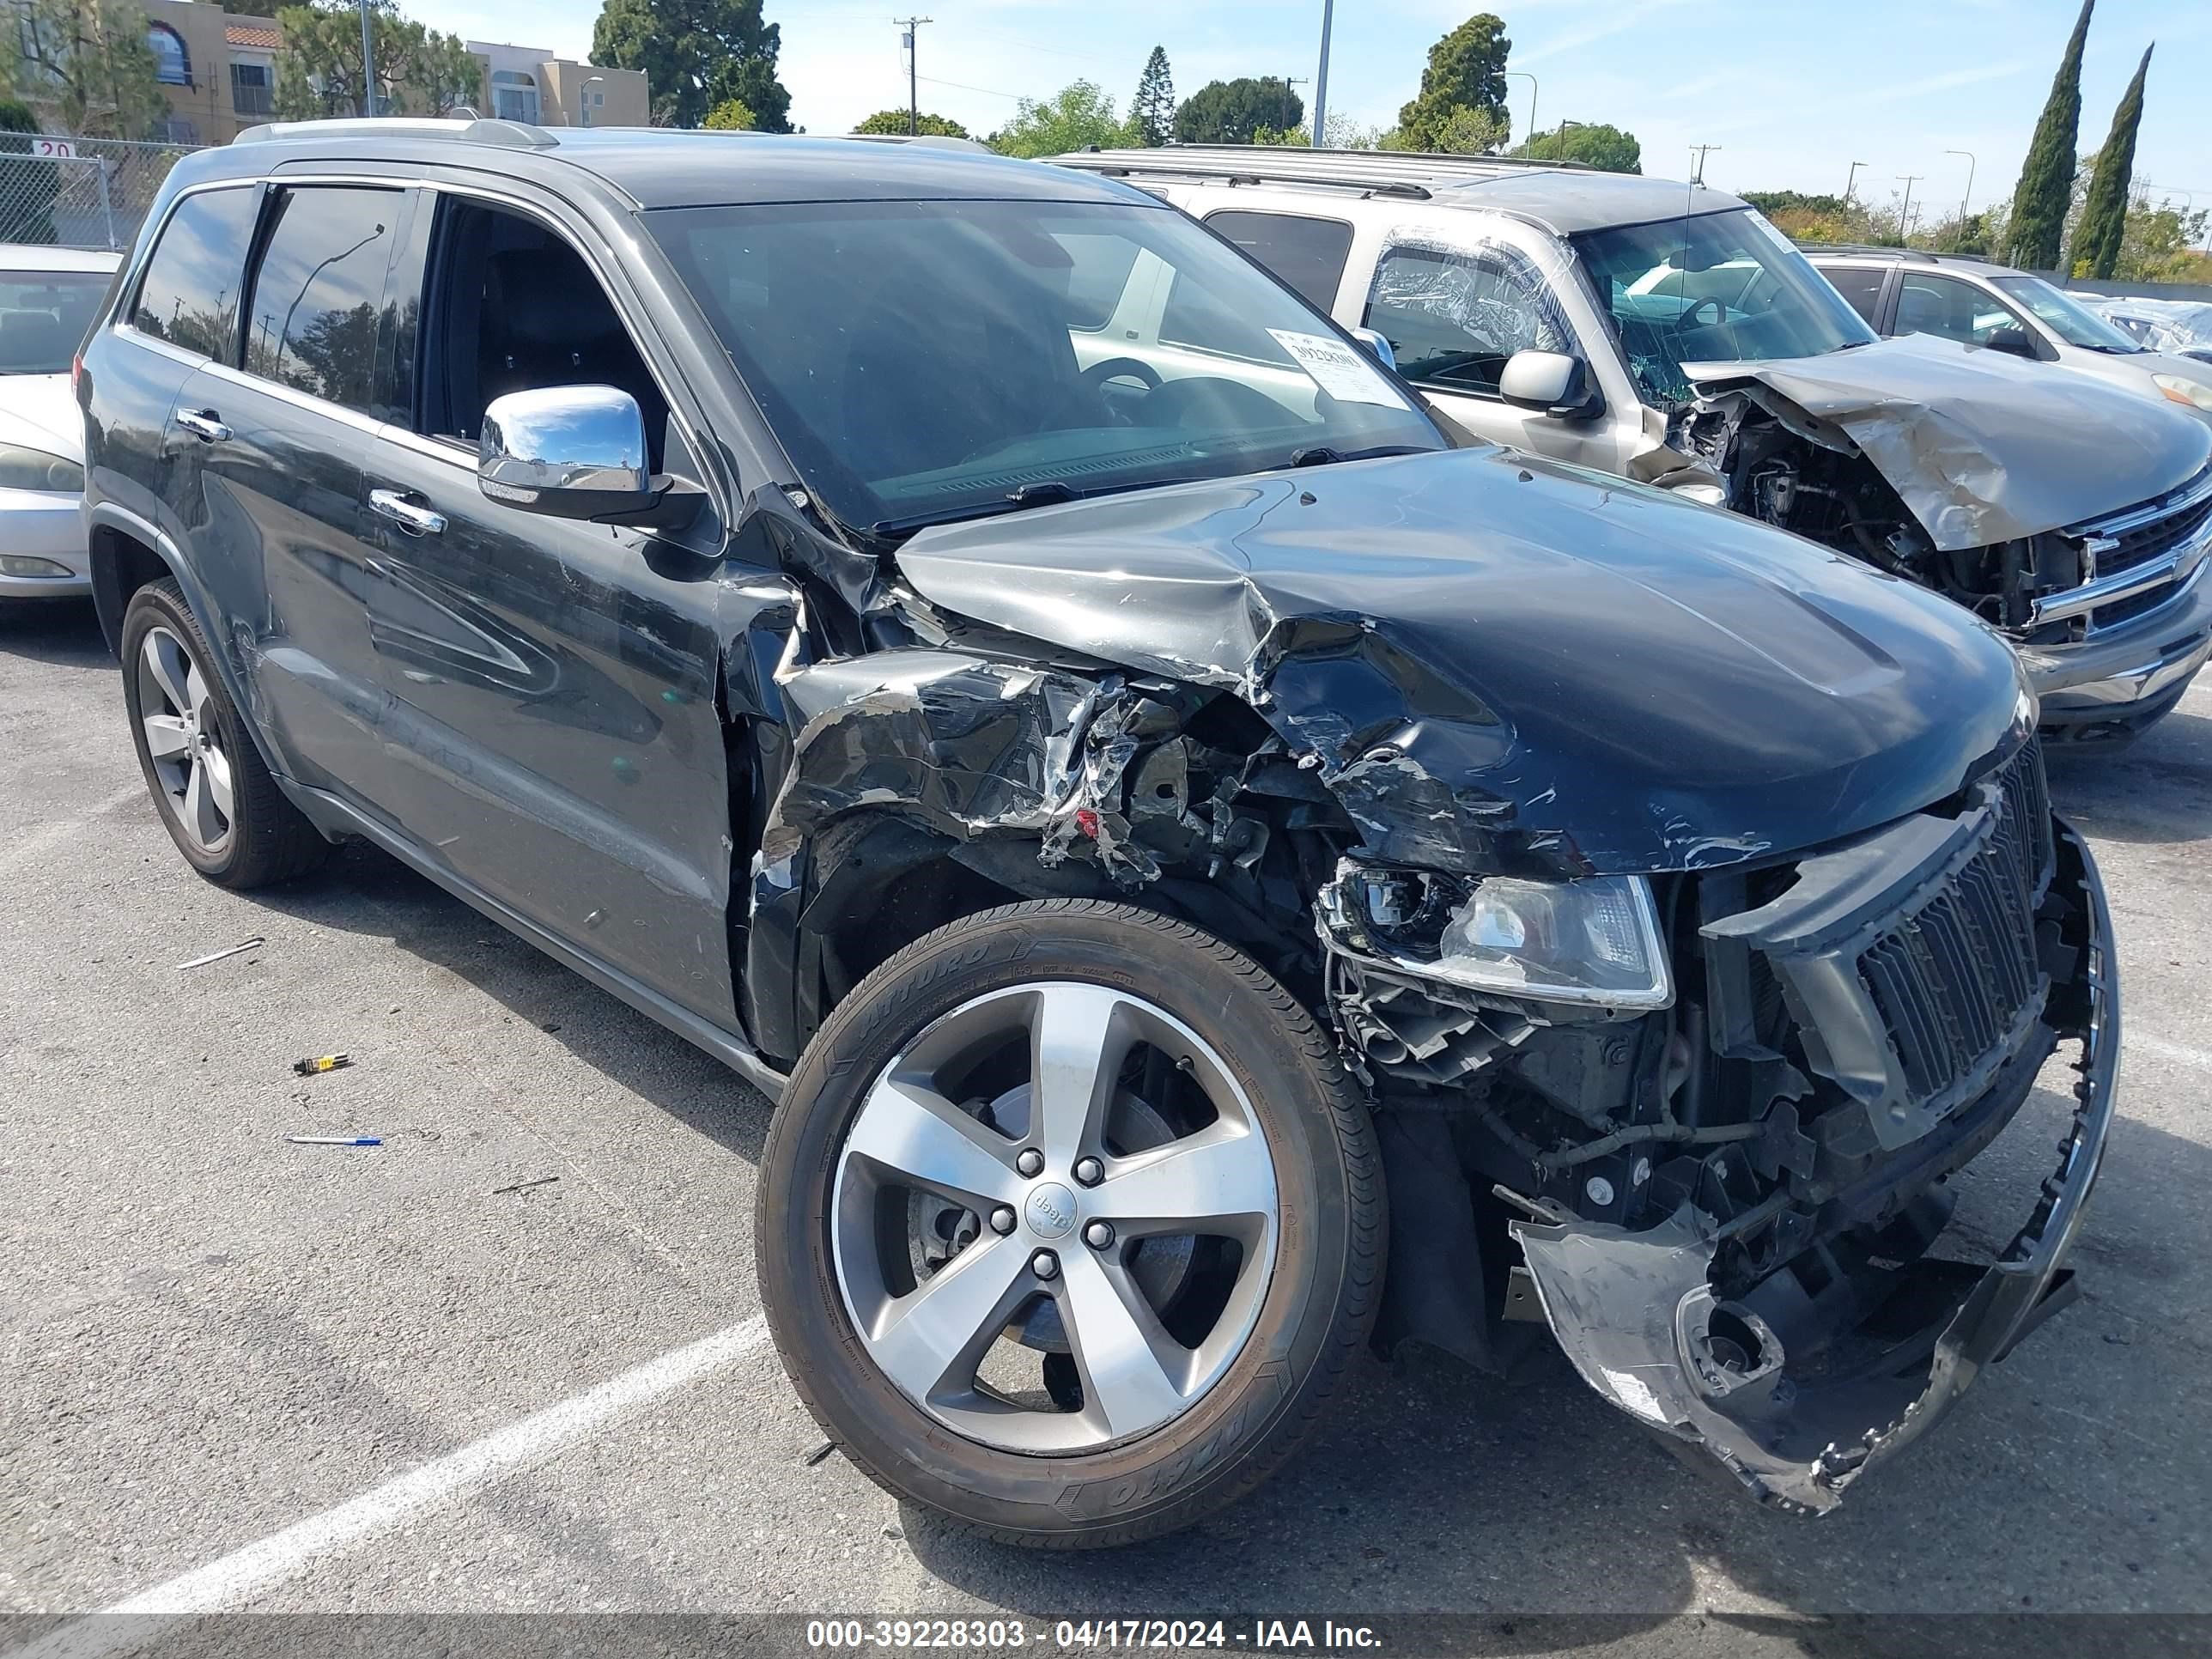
[1682,331,2212,551]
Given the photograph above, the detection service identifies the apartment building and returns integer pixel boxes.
[133,0,646,145]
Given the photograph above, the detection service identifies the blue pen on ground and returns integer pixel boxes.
[285,1134,382,1146]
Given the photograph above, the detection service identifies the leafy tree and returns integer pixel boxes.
[1173,77,1302,145]
[1132,46,1175,147]
[2002,0,2093,270]
[1254,125,1308,147]
[0,99,58,243]
[409,29,483,117]
[9,0,166,138]
[1513,121,1640,173]
[592,0,791,131]
[1431,105,1506,155]
[2070,42,2151,279]
[273,0,465,118]
[1395,13,1510,151]
[852,109,966,137]
[704,97,757,131]
[988,81,1132,158]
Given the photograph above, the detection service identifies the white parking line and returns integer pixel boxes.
[9,1315,769,1659]
[2134,1033,2212,1073]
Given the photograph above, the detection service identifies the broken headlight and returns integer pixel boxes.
[1334,863,1674,1009]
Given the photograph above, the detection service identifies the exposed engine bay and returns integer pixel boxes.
[1681,396,2086,640]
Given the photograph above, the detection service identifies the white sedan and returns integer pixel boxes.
[1,243,118,605]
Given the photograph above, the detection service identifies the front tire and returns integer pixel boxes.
[757,899,1382,1548]
[120,580,328,889]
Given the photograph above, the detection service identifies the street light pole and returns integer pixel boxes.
[357,0,375,116]
[1944,148,1976,224]
[1311,0,1333,148]
[1502,71,1536,148]
[1689,143,1721,185]
[581,74,604,128]
[1845,160,1868,204]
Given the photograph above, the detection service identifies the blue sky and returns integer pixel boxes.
[442,0,2211,216]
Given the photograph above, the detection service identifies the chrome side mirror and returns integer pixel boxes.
[479,386,653,519]
[1352,326,1396,369]
[1499,349,1602,420]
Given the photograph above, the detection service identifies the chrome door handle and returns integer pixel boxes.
[369,489,447,537]
[176,408,229,442]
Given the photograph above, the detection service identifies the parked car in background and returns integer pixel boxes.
[0,244,118,608]
[81,121,2117,1546]
[1806,246,2212,419]
[2071,293,2212,365]
[1056,149,2212,749]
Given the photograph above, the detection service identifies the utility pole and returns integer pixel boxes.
[1944,148,1976,224]
[1689,143,1721,185]
[1844,160,1868,204]
[893,16,932,136]
[357,0,375,116]
[1311,0,1333,148]
[1897,173,1923,240]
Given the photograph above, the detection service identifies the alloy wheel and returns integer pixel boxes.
[136,624,234,857]
[830,981,1279,1455]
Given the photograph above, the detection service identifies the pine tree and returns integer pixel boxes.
[1133,46,1175,147]
[2070,42,2152,279]
[2002,0,2094,271]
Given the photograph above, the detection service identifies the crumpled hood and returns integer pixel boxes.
[898,447,2030,877]
[0,373,84,462]
[1682,332,2212,551]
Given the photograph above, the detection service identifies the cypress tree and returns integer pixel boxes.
[2070,43,2153,279]
[2002,0,2094,271]
[1133,47,1175,148]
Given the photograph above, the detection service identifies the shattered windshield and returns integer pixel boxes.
[1571,208,1877,408]
[648,198,1443,535]
[1991,273,2143,354]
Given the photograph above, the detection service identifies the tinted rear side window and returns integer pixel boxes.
[1204,210,1354,313]
[242,185,401,413]
[131,186,260,361]
[1818,264,1888,328]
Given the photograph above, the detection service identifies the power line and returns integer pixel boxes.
[915,74,1024,102]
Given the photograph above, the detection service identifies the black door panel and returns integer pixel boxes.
[362,436,740,1024]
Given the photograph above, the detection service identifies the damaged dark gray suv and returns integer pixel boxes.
[80,123,2118,1547]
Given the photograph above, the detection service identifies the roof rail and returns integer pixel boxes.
[234,116,558,150]
[1797,242,1938,263]
[837,132,994,154]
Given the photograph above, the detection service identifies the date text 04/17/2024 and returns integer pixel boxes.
[805,1620,1382,1650]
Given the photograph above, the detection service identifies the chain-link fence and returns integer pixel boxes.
[0,136,207,252]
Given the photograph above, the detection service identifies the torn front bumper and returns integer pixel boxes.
[1509,819,2118,1515]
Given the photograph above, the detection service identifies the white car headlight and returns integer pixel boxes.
[0,442,83,494]
[1335,865,1674,1008]
[2153,374,2212,413]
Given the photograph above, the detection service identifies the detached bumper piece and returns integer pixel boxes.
[1511,816,2117,1515]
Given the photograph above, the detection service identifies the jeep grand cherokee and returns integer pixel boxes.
[78,121,2118,1547]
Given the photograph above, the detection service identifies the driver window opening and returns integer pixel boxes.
[1362,244,1570,398]
[417,198,670,471]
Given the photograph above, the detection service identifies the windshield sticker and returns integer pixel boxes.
[1267,329,1408,408]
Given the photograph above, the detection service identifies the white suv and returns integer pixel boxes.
[1054,147,2212,747]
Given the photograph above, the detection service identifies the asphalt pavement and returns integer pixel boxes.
[3,596,2209,1650]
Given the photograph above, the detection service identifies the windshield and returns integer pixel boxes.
[1991,274,2143,354]
[0,269,109,374]
[647,198,1443,534]
[1571,208,1878,408]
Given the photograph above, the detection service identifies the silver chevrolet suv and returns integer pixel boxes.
[1058,146,2212,748]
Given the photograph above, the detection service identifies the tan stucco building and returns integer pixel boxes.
[133,0,647,146]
